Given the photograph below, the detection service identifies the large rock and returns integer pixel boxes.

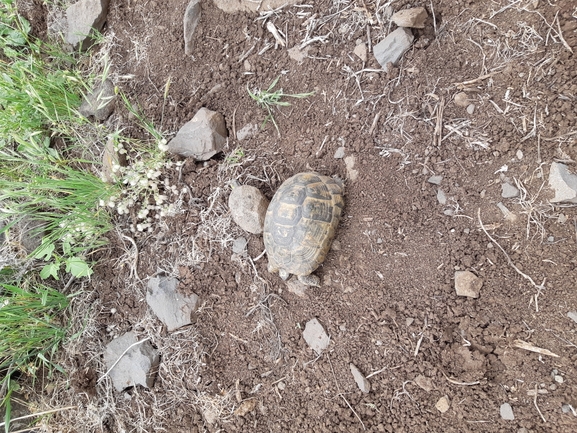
[549,162,577,203]
[303,318,330,355]
[103,331,160,392]
[184,0,201,56]
[391,7,428,28]
[373,27,414,69]
[79,79,115,121]
[66,0,110,51]
[146,276,200,331]
[228,185,269,234]
[167,108,227,160]
[213,0,299,13]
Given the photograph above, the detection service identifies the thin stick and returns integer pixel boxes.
[0,406,77,428]
[453,71,499,89]
[555,12,574,54]
[477,209,545,305]
[232,108,237,140]
[97,337,151,384]
[442,372,480,386]
[533,384,547,422]
[327,355,366,430]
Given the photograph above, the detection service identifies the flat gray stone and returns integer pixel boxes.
[350,363,370,393]
[232,237,248,254]
[334,146,346,159]
[228,185,269,234]
[391,7,428,28]
[437,189,447,205]
[374,27,414,70]
[66,0,110,51]
[167,108,227,160]
[414,374,435,392]
[549,162,577,203]
[435,396,450,413]
[568,311,577,323]
[455,271,483,298]
[428,175,443,185]
[303,318,329,355]
[184,0,201,56]
[501,182,519,198]
[353,43,367,62]
[237,123,258,141]
[146,276,200,331]
[213,0,299,13]
[79,79,115,121]
[500,402,515,420]
[101,135,126,183]
[103,331,160,392]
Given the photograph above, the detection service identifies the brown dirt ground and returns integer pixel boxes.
[17,0,577,432]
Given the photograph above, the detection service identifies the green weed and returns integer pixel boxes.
[247,76,314,136]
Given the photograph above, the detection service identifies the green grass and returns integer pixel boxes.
[247,75,314,136]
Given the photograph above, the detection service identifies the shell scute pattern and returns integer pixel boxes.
[264,172,344,279]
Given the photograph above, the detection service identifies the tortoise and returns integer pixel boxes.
[263,172,345,286]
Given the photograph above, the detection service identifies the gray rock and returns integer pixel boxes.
[549,162,577,203]
[350,363,370,393]
[437,189,447,205]
[287,45,310,62]
[303,318,329,355]
[167,108,228,160]
[79,79,115,121]
[184,0,201,56]
[66,0,110,51]
[103,331,160,392]
[374,28,414,70]
[237,123,259,141]
[213,0,299,13]
[568,311,577,323]
[391,7,428,28]
[466,104,475,114]
[501,182,519,198]
[428,175,443,185]
[228,185,269,234]
[353,43,367,62]
[454,92,469,107]
[334,146,346,159]
[101,135,126,183]
[146,276,200,331]
[455,271,483,298]
[500,402,515,420]
[232,237,248,254]
[414,374,434,392]
[345,155,359,181]
[435,396,450,413]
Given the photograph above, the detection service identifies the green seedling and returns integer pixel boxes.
[247,76,314,136]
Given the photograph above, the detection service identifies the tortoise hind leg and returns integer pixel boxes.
[298,274,320,287]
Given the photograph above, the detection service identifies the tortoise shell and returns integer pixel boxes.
[263,172,344,278]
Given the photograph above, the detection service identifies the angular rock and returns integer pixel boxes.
[237,123,258,141]
[501,182,519,198]
[500,402,515,420]
[437,189,447,205]
[345,155,359,181]
[549,162,577,203]
[101,135,126,183]
[213,0,299,13]
[79,79,115,121]
[568,311,577,323]
[350,363,371,393]
[303,318,329,355]
[414,374,435,392]
[167,108,227,160]
[353,43,367,62]
[435,396,450,413]
[287,45,310,62]
[146,276,200,331]
[391,7,428,29]
[66,0,110,51]
[455,270,483,298]
[374,28,414,70]
[466,104,475,115]
[103,331,160,392]
[427,175,443,185]
[334,146,345,159]
[228,185,269,234]
[184,0,201,56]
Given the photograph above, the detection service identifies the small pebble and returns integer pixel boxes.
[466,104,475,114]
[517,149,524,160]
[554,375,564,384]
[437,189,447,205]
[547,236,555,243]
[435,396,450,413]
[427,175,443,185]
[567,311,577,323]
[500,403,515,420]
[334,147,346,159]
